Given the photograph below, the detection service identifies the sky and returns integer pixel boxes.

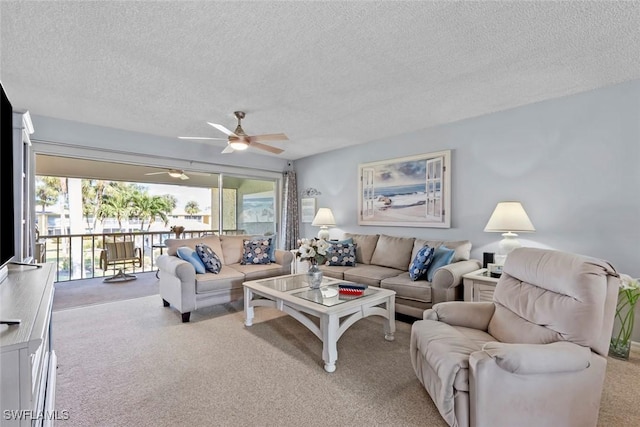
[142,183,212,213]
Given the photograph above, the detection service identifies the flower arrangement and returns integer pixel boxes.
[610,273,640,359]
[295,238,330,266]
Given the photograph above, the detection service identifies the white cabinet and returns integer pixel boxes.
[462,268,500,302]
[0,263,57,426]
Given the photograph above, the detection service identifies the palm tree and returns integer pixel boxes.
[185,200,200,215]
[129,191,170,231]
[96,183,134,231]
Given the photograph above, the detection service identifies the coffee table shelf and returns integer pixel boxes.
[243,274,396,373]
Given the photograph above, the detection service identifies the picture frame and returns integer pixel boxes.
[300,197,317,223]
[358,150,451,228]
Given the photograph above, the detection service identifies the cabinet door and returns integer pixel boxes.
[475,283,496,302]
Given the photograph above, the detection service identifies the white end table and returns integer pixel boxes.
[462,268,500,302]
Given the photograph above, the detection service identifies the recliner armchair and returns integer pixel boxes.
[410,248,619,427]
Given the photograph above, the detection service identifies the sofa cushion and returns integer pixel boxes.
[176,246,206,274]
[381,272,432,303]
[344,265,405,287]
[319,265,350,280]
[227,263,289,281]
[195,267,245,294]
[344,233,379,265]
[220,235,256,265]
[370,234,415,271]
[409,245,435,281]
[442,240,472,262]
[326,242,357,266]
[195,243,222,274]
[166,235,225,264]
[241,238,272,265]
[426,245,455,282]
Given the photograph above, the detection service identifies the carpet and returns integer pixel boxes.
[52,272,159,311]
[52,295,640,427]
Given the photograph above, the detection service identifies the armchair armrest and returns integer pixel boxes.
[478,341,591,374]
[432,259,482,290]
[424,301,495,331]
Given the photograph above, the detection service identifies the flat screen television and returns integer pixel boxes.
[0,81,16,280]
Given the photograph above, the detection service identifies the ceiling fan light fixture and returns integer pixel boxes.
[168,170,184,178]
[229,140,249,150]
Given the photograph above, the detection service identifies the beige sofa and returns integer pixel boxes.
[157,234,293,322]
[320,233,481,318]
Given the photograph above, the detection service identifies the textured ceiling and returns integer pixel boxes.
[1,1,639,161]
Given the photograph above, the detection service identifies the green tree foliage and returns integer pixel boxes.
[185,200,200,215]
[35,176,62,212]
[129,190,171,231]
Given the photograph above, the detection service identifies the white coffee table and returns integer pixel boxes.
[243,274,396,373]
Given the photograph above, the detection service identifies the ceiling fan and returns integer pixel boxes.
[179,111,288,154]
[144,169,210,180]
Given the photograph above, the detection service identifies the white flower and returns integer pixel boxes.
[619,274,640,291]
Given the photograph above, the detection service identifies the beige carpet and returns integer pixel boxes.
[52,295,640,427]
[53,272,159,311]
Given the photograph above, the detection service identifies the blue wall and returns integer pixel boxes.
[295,79,640,278]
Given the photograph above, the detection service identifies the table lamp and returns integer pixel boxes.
[484,201,535,263]
[311,208,336,240]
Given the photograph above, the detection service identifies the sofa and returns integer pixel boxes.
[319,233,481,318]
[157,234,293,322]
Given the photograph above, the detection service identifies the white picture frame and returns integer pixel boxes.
[358,150,451,228]
[300,197,317,223]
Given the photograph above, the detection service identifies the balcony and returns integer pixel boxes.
[36,229,243,282]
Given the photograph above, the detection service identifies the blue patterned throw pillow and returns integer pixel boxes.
[326,243,357,267]
[241,238,272,265]
[195,243,222,274]
[409,245,435,281]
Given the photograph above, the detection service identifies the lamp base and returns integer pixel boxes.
[317,227,330,241]
[498,232,521,257]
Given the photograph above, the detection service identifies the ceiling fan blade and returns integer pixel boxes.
[207,122,237,137]
[178,136,227,140]
[144,171,167,176]
[250,141,284,155]
[179,174,190,180]
[250,133,289,142]
[221,145,235,154]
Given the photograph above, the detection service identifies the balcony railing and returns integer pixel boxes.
[36,229,243,282]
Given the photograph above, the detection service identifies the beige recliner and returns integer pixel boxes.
[410,248,619,427]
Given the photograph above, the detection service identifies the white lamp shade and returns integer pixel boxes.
[484,202,535,233]
[311,208,336,227]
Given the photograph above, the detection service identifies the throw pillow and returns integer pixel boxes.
[176,246,206,274]
[426,245,456,282]
[326,242,357,267]
[409,245,435,281]
[252,235,276,262]
[195,243,222,274]
[241,238,272,265]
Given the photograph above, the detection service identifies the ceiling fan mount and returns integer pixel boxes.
[144,169,211,180]
[179,111,289,155]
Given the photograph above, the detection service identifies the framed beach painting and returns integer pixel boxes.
[358,150,451,228]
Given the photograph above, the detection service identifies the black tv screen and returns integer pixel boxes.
[0,82,15,270]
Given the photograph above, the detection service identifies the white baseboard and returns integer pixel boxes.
[632,341,640,351]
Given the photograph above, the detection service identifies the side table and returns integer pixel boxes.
[462,268,500,302]
[152,243,167,278]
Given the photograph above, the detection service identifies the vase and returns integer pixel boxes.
[306,263,323,289]
[609,291,637,360]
